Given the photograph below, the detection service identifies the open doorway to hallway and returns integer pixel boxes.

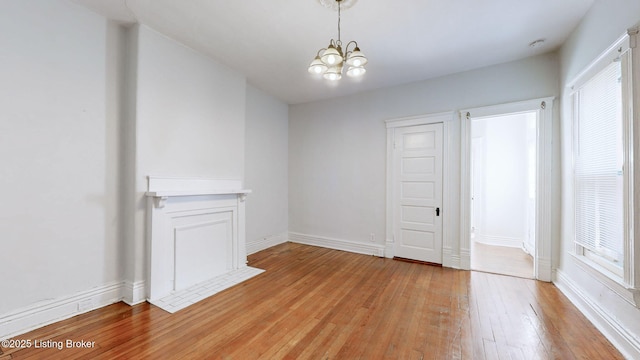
[470,112,536,279]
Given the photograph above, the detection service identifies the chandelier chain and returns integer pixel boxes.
[337,1,341,44]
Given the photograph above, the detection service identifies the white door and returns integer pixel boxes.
[393,123,443,263]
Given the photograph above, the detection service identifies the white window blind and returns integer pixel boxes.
[574,60,624,267]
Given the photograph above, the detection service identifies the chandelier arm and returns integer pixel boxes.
[345,40,358,48]
[345,41,358,53]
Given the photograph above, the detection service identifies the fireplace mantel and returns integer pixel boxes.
[145,177,252,303]
[146,189,251,208]
[146,176,251,206]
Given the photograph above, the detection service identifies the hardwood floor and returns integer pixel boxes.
[471,241,534,279]
[0,243,622,359]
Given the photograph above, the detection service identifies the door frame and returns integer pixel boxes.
[385,112,457,267]
[460,97,554,281]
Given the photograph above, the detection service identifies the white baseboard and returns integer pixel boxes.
[247,232,288,255]
[384,239,394,258]
[122,280,147,305]
[522,240,534,256]
[474,234,522,248]
[0,282,124,340]
[554,269,640,360]
[459,247,470,270]
[536,257,552,282]
[289,232,385,257]
[442,246,454,268]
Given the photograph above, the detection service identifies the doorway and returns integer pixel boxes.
[470,112,536,278]
[460,97,554,282]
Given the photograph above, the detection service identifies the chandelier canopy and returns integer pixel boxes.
[308,0,368,81]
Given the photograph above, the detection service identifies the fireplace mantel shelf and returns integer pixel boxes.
[146,189,251,197]
[146,189,251,208]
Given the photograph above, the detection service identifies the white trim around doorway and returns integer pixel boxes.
[460,97,555,281]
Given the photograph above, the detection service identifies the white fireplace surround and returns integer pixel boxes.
[145,177,251,302]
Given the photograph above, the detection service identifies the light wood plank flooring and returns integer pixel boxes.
[471,241,534,279]
[0,243,622,359]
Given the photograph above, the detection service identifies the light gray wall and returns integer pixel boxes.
[245,85,289,251]
[0,0,122,314]
[135,26,246,180]
[289,52,559,253]
[558,1,640,358]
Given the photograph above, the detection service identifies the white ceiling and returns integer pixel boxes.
[71,0,594,104]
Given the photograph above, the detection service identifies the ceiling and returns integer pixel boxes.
[71,0,594,104]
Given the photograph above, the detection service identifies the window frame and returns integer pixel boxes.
[572,51,627,278]
[568,28,640,306]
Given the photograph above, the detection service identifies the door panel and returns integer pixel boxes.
[401,229,435,248]
[402,182,434,199]
[402,157,435,174]
[402,205,432,224]
[394,123,443,263]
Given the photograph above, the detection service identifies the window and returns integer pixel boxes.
[574,60,624,275]
[571,34,633,282]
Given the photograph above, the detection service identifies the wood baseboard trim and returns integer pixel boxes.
[393,257,442,267]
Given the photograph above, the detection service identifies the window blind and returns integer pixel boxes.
[574,60,624,266]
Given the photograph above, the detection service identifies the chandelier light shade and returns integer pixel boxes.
[308,0,367,81]
[346,47,367,67]
[308,55,328,74]
[324,63,343,81]
[321,44,343,65]
[346,65,365,77]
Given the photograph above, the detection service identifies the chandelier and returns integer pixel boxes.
[308,0,368,81]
